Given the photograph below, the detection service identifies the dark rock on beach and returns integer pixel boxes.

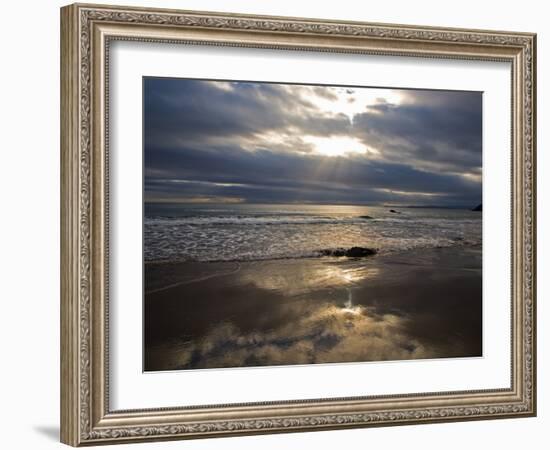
[346,247,378,257]
[359,215,374,219]
[389,209,400,214]
[472,204,482,212]
[320,246,378,258]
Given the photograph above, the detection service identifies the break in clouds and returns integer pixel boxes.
[144,78,482,208]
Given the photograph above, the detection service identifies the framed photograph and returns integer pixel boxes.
[60,3,536,446]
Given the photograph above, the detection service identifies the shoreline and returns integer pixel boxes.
[144,245,482,372]
[144,240,481,267]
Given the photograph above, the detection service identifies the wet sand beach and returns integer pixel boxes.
[144,245,482,371]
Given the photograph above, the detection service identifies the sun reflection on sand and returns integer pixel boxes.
[145,249,483,371]
[341,287,363,315]
[156,301,433,370]
[149,258,441,370]
[239,260,380,295]
[341,303,363,315]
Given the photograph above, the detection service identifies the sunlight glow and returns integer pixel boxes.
[145,196,245,204]
[374,188,444,197]
[210,81,235,92]
[303,87,404,119]
[304,136,369,157]
[460,172,482,183]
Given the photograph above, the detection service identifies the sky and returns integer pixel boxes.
[144,78,482,208]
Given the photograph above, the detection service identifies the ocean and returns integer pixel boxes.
[144,203,482,263]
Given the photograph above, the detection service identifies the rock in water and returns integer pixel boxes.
[359,215,374,219]
[346,247,378,257]
[472,204,482,212]
[389,209,400,214]
[320,247,378,258]
[321,249,346,257]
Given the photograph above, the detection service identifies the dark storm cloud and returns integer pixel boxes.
[352,91,482,173]
[145,144,480,206]
[144,78,482,207]
[144,78,351,147]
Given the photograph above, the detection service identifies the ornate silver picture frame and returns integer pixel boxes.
[60,3,536,446]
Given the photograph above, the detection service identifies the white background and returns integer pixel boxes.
[0,0,547,449]
[111,42,511,409]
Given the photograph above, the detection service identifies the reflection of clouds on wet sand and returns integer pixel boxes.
[145,248,482,371]
[238,259,380,295]
[162,302,440,370]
